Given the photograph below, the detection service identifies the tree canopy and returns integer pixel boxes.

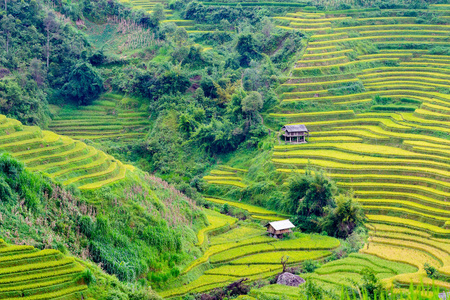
[62,62,104,105]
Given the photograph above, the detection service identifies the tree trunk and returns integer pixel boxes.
[46,30,50,69]
[4,0,6,14]
[5,31,9,54]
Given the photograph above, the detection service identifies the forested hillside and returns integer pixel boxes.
[1,0,450,299]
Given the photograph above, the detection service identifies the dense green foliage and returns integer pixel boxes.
[285,171,366,238]
[0,0,162,125]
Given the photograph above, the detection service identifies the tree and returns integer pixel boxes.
[44,12,59,69]
[236,34,261,67]
[290,170,337,232]
[357,268,382,299]
[0,15,15,55]
[173,27,188,47]
[320,193,366,238]
[285,171,312,214]
[29,58,45,87]
[62,62,104,105]
[152,3,165,23]
[241,91,263,114]
[241,91,263,126]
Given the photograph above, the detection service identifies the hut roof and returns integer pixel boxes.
[266,219,295,231]
[282,125,308,132]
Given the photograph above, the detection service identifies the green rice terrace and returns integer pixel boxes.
[49,94,150,143]
[0,238,88,300]
[0,113,135,190]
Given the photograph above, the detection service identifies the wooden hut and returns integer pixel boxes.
[266,220,295,238]
[281,125,309,143]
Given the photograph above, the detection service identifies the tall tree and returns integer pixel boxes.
[236,34,260,67]
[290,171,337,232]
[241,91,263,125]
[0,15,14,54]
[43,12,59,69]
[29,58,45,87]
[320,193,366,238]
[62,62,104,105]
[152,3,165,22]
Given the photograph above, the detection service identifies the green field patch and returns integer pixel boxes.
[206,180,247,188]
[362,205,449,227]
[33,148,100,174]
[249,284,302,300]
[414,109,450,121]
[251,215,287,221]
[358,199,450,219]
[196,210,237,246]
[203,176,242,181]
[182,236,273,274]
[333,125,450,146]
[159,275,234,298]
[274,142,438,159]
[23,142,90,167]
[205,197,277,216]
[273,149,449,172]
[205,264,281,277]
[78,162,131,190]
[338,182,449,201]
[229,250,332,265]
[51,151,108,179]
[356,191,449,211]
[210,234,339,264]
[0,240,86,299]
[210,170,235,175]
[332,173,450,192]
[310,129,390,139]
[308,136,363,142]
[370,231,450,256]
[367,215,450,237]
[209,226,266,245]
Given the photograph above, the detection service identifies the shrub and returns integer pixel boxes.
[79,215,95,238]
[0,177,14,203]
[80,268,96,286]
[302,259,319,273]
[424,263,438,279]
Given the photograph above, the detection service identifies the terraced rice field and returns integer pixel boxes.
[0,238,87,299]
[119,0,227,34]
[49,94,150,143]
[270,5,450,289]
[304,252,418,291]
[119,0,172,15]
[205,197,288,221]
[203,166,248,188]
[0,114,135,190]
[161,213,340,298]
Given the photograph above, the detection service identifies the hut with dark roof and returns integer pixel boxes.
[281,125,309,143]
